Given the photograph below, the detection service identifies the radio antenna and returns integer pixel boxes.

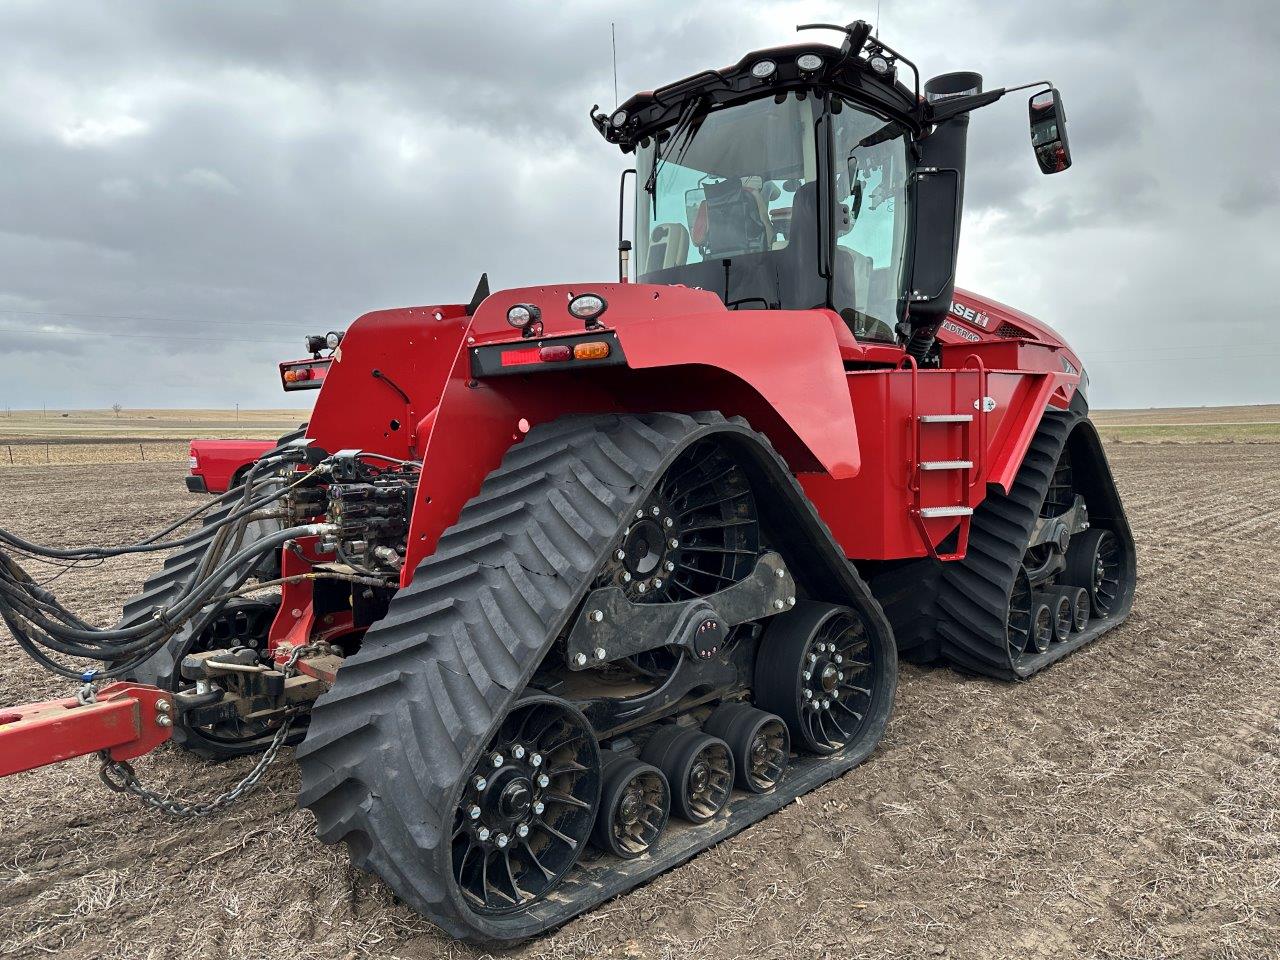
[611,22,619,108]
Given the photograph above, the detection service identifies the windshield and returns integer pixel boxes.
[635,92,826,312]
[634,92,910,340]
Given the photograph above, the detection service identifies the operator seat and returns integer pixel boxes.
[692,178,770,257]
[778,181,828,309]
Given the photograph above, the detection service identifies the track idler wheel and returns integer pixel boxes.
[1063,528,1124,618]
[642,727,734,824]
[754,601,880,755]
[591,757,670,859]
[704,703,789,793]
[450,695,601,914]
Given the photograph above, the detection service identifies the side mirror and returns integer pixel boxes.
[1029,88,1071,174]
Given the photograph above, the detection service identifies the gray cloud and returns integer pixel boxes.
[0,0,1276,410]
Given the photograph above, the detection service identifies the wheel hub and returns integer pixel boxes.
[688,760,711,795]
[496,777,533,820]
[617,788,644,826]
[623,518,664,577]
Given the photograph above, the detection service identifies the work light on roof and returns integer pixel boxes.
[796,53,823,72]
[751,59,777,79]
[867,53,892,76]
[507,304,540,329]
[611,109,628,128]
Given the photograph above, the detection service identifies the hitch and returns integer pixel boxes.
[0,682,174,777]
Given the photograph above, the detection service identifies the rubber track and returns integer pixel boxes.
[934,405,1135,679]
[295,412,896,944]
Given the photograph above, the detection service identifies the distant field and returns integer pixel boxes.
[0,404,1275,468]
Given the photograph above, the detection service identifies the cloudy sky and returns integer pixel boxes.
[0,0,1275,411]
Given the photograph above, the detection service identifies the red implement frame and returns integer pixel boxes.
[0,682,172,777]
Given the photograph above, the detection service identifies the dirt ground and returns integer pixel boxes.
[1,442,1277,960]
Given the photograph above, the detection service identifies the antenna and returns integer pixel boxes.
[611,22,619,108]
[875,0,882,35]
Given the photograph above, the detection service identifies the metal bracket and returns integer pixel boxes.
[1028,495,1089,552]
[566,552,795,670]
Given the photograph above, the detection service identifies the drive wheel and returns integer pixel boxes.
[450,695,601,914]
[1064,528,1123,618]
[754,601,880,755]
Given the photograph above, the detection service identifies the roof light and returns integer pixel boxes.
[751,60,777,80]
[611,109,628,128]
[507,303,540,329]
[325,331,343,349]
[568,293,608,322]
[867,54,892,76]
[796,53,823,72]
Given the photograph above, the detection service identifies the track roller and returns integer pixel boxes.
[591,757,670,859]
[1063,586,1090,631]
[704,703,790,793]
[1029,599,1053,653]
[641,726,734,824]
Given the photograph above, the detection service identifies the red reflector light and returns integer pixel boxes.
[500,347,542,367]
[539,345,572,362]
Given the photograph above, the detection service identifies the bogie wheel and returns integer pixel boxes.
[1067,586,1090,631]
[754,601,881,755]
[704,703,790,793]
[1006,565,1034,666]
[642,727,735,824]
[1049,593,1073,643]
[591,757,670,859]
[1029,601,1053,653]
[450,695,601,915]
[1063,528,1123,618]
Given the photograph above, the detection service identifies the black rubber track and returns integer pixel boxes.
[295,412,897,945]
[934,397,1136,679]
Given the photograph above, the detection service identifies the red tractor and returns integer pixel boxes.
[0,21,1134,945]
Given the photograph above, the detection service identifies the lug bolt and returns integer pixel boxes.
[533,800,545,815]
[774,599,785,610]
[802,671,812,682]
[664,560,675,572]
[663,517,674,528]
[573,652,587,667]
[776,568,786,579]
[669,538,680,549]
[636,509,645,519]
[512,745,526,760]
[651,506,661,516]
[804,689,814,700]
[788,596,796,606]
[808,653,818,664]
[594,647,607,660]
[156,699,172,714]
[491,753,504,767]
[816,643,827,654]
[636,581,647,594]
[469,805,482,820]
[837,672,844,682]
[590,609,604,623]
[517,823,530,838]
[473,776,487,791]
[530,753,543,767]
[496,833,509,849]
[156,714,173,728]
[615,549,626,561]
[833,654,843,665]
[477,827,491,841]
[537,773,550,788]
[622,572,632,582]
[654,578,663,588]
[831,689,840,700]
[821,699,831,710]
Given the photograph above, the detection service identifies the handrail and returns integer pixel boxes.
[961,354,988,489]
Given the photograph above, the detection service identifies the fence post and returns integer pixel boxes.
[6,445,11,464]
[140,443,146,461]
[45,443,50,463]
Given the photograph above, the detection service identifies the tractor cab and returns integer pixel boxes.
[594,20,1073,358]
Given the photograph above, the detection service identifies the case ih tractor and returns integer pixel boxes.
[0,21,1134,945]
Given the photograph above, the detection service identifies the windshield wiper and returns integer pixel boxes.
[645,97,706,199]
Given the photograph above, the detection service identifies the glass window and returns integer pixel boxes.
[830,100,911,342]
[634,93,828,311]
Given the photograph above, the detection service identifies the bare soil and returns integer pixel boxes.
[1,444,1277,960]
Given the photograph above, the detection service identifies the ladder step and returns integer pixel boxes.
[919,460,974,471]
[918,506,975,518]
[919,414,973,423]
